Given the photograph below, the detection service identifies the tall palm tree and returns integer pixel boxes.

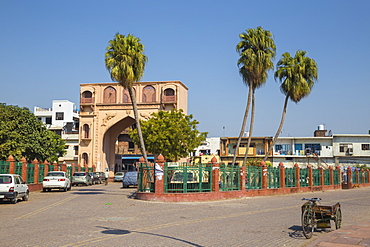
[105,33,149,163]
[263,50,318,161]
[232,26,276,166]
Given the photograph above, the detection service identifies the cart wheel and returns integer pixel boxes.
[302,208,314,239]
[334,207,342,229]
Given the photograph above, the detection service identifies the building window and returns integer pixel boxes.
[305,143,321,155]
[82,91,92,98]
[164,88,175,96]
[123,89,132,103]
[143,85,156,103]
[362,144,370,150]
[82,153,88,166]
[74,146,78,155]
[83,124,90,139]
[55,112,64,120]
[46,117,52,124]
[103,86,116,103]
[275,144,291,155]
[339,144,348,153]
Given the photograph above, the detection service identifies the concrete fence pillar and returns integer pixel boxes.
[336,166,341,184]
[329,166,334,185]
[307,164,313,187]
[61,162,67,172]
[319,166,324,186]
[240,165,246,190]
[7,155,15,174]
[294,163,300,188]
[279,162,285,189]
[53,161,58,171]
[21,157,27,182]
[33,159,39,184]
[154,154,165,194]
[347,168,353,188]
[211,156,219,192]
[261,161,268,189]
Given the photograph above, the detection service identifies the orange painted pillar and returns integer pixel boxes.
[21,157,27,182]
[154,154,165,194]
[240,165,246,190]
[307,164,313,187]
[279,162,285,188]
[211,157,219,192]
[347,168,353,188]
[319,166,324,186]
[329,166,334,185]
[33,159,39,184]
[294,163,300,187]
[7,155,15,174]
[261,161,268,189]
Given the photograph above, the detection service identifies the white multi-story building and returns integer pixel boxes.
[34,100,79,165]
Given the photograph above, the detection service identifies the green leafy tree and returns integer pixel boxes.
[263,50,318,161]
[105,33,149,163]
[233,26,276,166]
[0,104,66,162]
[129,109,208,161]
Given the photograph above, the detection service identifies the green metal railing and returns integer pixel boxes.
[138,163,155,192]
[324,169,330,185]
[267,167,280,188]
[312,169,320,186]
[26,163,35,184]
[333,170,339,185]
[0,160,9,174]
[352,169,357,184]
[38,164,45,183]
[365,171,369,184]
[164,163,212,193]
[300,169,309,187]
[14,162,22,176]
[247,166,262,189]
[219,164,240,191]
[285,168,296,187]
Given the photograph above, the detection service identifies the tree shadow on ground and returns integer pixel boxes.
[96,226,202,247]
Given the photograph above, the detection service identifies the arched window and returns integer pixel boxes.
[142,85,156,103]
[83,124,90,139]
[82,153,89,166]
[81,91,93,104]
[123,89,131,103]
[103,86,116,103]
[82,91,92,98]
[164,88,175,96]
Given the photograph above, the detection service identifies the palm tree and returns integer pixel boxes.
[232,27,276,166]
[263,50,318,161]
[105,33,149,163]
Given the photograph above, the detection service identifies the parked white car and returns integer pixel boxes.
[0,174,29,204]
[42,171,71,192]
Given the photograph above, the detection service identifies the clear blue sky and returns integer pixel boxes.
[1,0,369,138]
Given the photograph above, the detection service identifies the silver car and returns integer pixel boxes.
[72,172,92,186]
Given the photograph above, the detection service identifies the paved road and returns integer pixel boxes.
[1,183,370,247]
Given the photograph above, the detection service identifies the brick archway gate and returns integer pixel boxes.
[78,81,188,172]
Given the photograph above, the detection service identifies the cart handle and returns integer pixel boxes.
[302,197,321,202]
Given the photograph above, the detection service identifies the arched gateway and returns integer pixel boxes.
[79,81,188,172]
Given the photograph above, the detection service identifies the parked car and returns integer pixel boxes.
[42,171,71,192]
[93,172,104,184]
[122,171,138,188]
[114,172,125,182]
[89,172,101,185]
[72,172,92,186]
[0,174,29,204]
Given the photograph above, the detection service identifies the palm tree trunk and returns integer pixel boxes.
[242,92,255,166]
[128,87,148,164]
[231,86,253,165]
[263,95,289,161]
